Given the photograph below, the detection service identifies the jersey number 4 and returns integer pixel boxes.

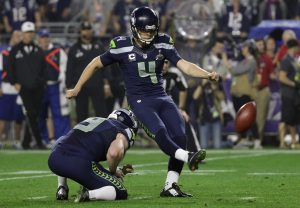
[138,61,158,84]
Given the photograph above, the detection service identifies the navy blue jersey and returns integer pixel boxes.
[100,34,182,96]
[44,45,67,82]
[219,4,250,35]
[3,0,37,30]
[55,118,135,162]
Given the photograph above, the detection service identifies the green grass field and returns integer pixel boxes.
[0,149,299,208]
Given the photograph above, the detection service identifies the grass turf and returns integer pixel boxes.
[0,149,299,208]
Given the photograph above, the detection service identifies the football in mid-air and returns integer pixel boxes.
[235,101,256,133]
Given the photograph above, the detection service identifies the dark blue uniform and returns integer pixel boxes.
[39,45,71,143]
[100,34,187,173]
[48,117,134,200]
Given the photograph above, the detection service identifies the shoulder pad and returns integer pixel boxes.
[157,33,175,45]
[109,36,132,49]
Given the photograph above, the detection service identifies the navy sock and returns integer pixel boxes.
[155,128,180,157]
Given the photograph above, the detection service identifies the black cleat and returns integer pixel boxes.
[160,183,192,197]
[74,186,89,203]
[56,185,69,200]
[188,149,206,171]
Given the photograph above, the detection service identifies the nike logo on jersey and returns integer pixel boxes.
[137,100,142,103]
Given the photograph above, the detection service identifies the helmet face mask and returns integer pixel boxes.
[130,7,159,45]
[135,28,157,45]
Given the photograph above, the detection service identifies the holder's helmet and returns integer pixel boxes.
[108,108,138,134]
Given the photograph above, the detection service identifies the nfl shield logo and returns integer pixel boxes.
[143,54,147,59]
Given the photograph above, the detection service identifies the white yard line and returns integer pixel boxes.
[0,170,51,175]
[240,196,257,200]
[133,162,167,168]
[206,152,275,161]
[131,169,235,175]
[247,172,300,176]
[132,151,276,168]
[0,174,54,181]
[131,170,215,176]
[132,196,153,200]
[26,196,48,200]
[190,169,236,172]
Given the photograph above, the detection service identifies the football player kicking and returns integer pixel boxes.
[66,7,220,197]
[48,108,138,201]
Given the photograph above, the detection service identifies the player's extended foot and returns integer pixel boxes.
[188,149,206,171]
[160,183,192,197]
[56,185,69,200]
[74,186,89,203]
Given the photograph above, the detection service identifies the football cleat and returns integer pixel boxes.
[74,186,90,203]
[56,185,69,200]
[188,149,206,171]
[160,183,192,197]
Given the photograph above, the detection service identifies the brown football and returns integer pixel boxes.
[235,102,256,133]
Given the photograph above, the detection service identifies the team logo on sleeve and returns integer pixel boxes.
[128,53,136,61]
[109,40,116,49]
[169,37,174,45]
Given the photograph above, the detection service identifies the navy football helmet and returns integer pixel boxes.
[108,108,138,134]
[130,6,159,45]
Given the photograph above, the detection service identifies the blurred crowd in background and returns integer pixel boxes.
[1,0,300,150]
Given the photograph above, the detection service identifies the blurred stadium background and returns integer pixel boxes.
[0,0,300,206]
